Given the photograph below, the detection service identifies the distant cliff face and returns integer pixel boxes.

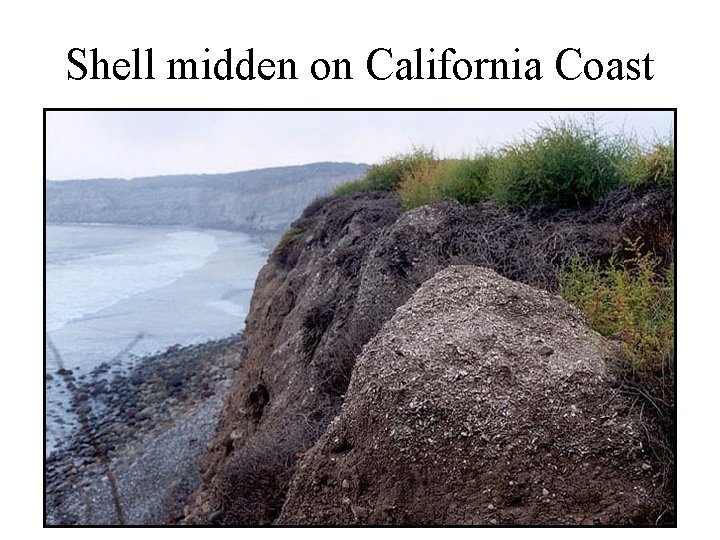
[185,185,674,525]
[45,162,369,241]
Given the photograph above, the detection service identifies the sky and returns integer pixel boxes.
[45,110,674,180]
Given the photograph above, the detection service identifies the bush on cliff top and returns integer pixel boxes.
[491,117,632,209]
[624,139,675,188]
[399,154,496,209]
[333,149,435,196]
[334,116,674,211]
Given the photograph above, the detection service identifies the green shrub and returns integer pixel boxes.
[333,149,435,197]
[332,177,377,197]
[365,148,435,190]
[333,117,671,211]
[397,158,442,209]
[438,154,496,206]
[399,154,496,209]
[625,140,675,188]
[491,117,633,209]
[273,226,309,263]
[559,243,674,376]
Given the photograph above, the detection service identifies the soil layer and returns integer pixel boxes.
[187,186,675,525]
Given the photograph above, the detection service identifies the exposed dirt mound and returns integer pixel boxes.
[278,266,667,525]
[186,186,674,525]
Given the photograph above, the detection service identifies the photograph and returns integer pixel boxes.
[44,109,676,526]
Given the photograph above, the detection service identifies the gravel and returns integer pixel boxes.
[45,335,244,525]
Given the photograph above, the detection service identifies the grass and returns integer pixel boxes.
[625,138,675,188]
[333,116,673,212]
[332,149,435,197]
[274,226,308,252]
[559,242,674,377]
[273,226,310,267]
[399,154,496,209]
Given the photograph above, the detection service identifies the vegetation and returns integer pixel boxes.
[273,226,310,267]
[399,154,496,209]
[333,150,434,196]
[624,139,675,188]
[558,240,675,509]
[491,117,632,209]
[274,226,309,253]
[333,114,676,379]
[334,116,674,211]
[559,242,674,377]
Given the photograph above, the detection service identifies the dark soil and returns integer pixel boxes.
[186,185,675,525]
[278,267,669,525]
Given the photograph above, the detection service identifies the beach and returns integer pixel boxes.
[45,224,268,452]
[45,334,245,525]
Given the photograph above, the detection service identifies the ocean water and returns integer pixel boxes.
[45,224,268,450]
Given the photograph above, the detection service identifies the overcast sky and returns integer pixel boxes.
[46,110,674,180]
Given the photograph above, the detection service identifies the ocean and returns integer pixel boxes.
[45,224,269,451]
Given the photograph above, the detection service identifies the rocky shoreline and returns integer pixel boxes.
[45,334,245,525]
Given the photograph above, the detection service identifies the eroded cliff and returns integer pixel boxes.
[186,185,674,525]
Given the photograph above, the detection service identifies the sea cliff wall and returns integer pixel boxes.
[186,184,674,525]
[46,162,369,243]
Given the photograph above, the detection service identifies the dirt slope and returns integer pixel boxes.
[278,266,665,525]
[186,186,674,525]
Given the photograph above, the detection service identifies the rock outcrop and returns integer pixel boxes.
[278,266,664,525]
[186,186,674,525]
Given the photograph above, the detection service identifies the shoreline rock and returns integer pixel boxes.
[45,334,245,525]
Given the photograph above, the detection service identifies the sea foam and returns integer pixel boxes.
[46,229,218,332]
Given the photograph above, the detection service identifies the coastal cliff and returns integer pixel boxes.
[185,185,674,525]
[46,162,369,243]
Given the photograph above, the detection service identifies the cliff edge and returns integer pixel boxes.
[186,186,674,525]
